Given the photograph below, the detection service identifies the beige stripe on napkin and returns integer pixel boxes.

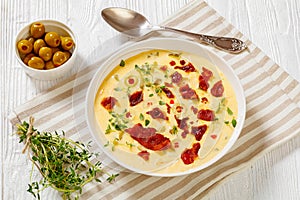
[9,0,300,199]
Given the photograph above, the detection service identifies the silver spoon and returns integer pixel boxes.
[101,7,247,54]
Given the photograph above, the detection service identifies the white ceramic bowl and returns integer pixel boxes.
[86,38,246,177]
[15,20,77,80]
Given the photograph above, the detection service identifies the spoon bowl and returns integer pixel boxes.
[102,7,152,37]
[101,7,247,54]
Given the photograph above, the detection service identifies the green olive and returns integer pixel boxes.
[33,39,46,54]
[63,51,71,60]
[45,32,61,47]
[30,22,45,38]
[45,60,55,70]
[61,36,74,50]
[27,37,35,45]
[17,39,33,54]
[39,47,52,61]
[52,51,67,67]
[22,53,35,65]
[28,56,45,70]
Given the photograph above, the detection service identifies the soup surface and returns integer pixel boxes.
[94,49,238,173]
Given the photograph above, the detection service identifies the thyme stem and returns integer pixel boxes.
[16,116,118,199]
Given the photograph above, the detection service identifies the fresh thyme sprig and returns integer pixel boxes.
[16,117,119,200]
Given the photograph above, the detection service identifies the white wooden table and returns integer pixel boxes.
[1,0,299,199]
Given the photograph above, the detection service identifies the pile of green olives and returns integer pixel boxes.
[17,22,75,70]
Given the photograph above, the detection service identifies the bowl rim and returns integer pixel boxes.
[14,19,78,74]
[85,37,246,177]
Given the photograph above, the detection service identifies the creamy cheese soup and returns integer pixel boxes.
[94,50,238,173]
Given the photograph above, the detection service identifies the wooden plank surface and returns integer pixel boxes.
[1,0,299,199]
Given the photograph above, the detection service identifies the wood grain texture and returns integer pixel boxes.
[205,1,300,200]
[1,0,299,199]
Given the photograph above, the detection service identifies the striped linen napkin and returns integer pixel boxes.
[9,0,300,199]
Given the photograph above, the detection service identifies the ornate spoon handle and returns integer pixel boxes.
[158,26,247,54]
[198,35,247,54]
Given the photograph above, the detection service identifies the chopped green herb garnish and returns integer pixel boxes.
[114,87,122,92]
[169,126,178,135]
[119,59,125,67]
[126,141,135,148]
[135,63,152,75]
[108,111,129,132]
[145,119,150,126]
[224,119,237,128]
[139,113,144,121]
[168,52,181,57]
[104,141,110,147]
[232,119,237,128]
[113,74,119,81]
[147,52,160,58]
[105,124,113,134]
[155,85,165,94]
[149,94,154,97]
[159,101,165,105]
[216,98,227,113]
[227,107,233,115]
[155,88,161,93]
[113,138,119,145]
[144,77,152,87]
[114,124,127,131]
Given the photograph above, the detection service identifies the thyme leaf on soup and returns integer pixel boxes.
[144,77,152,87]
[113,74,119,81]
[145,119,150,126]
[104,141,110,147]
[227,107,233,115]
[216,97,226,114]
[147,51,160,58]
[16,117,118,200]
[231,118,237,128]
[113,123,127,131]
[168,52,182,58]
[134,63,152,75]
[114,87,122,92]
[224,118,237,128]
[105,124,114,134]
[113,138,120,145]
[155,85,165,94]
[169,126,178,135]
[126,141,135,148]
[108,111,129,132]
[119,59,125,67]
[159,101,165,105]
[139,113,145,121]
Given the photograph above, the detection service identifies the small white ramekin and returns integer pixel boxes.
[15,19,78,80]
